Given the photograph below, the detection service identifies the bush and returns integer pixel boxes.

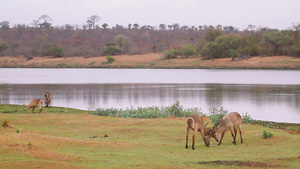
[114,34,132,53]
[92,100,203,118]
[208,106,228,126]
[263,130,274,139]
[102,44,122,55]
[267,122,275,129]
[44,45,64,57]
[242,112,255,124]
[162,49,180,59]
[0,43,8,53]
[106,55,115,63]
[288,45,300,57]
[200,42,221,59]
[180,44,197,58]
[201,34,240,59]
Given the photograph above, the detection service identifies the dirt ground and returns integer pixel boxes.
[0,54,300,69]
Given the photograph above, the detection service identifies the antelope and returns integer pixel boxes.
[212,112,243,145]
[25,99,45,114]
[44,92,51,108]
[185,113,212,150]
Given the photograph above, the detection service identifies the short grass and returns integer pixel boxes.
[0,104,299,168]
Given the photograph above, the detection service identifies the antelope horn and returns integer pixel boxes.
[212,124,216,132]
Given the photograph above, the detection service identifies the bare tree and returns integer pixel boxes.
[38,15,53,28]
[86,15,101,29]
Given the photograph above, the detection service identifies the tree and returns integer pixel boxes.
[0,21,10,29]
[205,27,223,42]
[86,15,101,29]
[102,23,109,29]
[180,44,197,58]
[239,33,260,56]
[43,45,64,57]
[38,15,53,28]
[162,49,180,59]
[159,24,166,30]
[114,34,132,53]
[201,34,240,59]
[0,39,8,53]
[261,31,293,55]
[172,23,180,30]
[200,42,221,59]
[180,25,189,30]
[102,43,122,55]
[133,23,139,29]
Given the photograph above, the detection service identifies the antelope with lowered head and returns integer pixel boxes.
[212,112,243,145]
[185,113,212,150]
[25,99,45,114]
[44,92,51,108]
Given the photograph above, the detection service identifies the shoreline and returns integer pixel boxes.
[1,104,300,126]
[0,54,300,69]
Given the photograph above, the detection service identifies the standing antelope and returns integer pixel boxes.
[185,113,212,150]
[44,92,51,108]
[25,99,44,114]
[212,112,243,145]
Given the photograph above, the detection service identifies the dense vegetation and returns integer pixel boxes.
[0,15,299,59]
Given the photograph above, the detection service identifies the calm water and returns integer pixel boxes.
[0,68,300,123]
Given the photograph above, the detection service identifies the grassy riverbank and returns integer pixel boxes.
[1,54,300,69]
[1,104,299,168]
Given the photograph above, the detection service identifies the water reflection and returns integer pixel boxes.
[0,83,299,123]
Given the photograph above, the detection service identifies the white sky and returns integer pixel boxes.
[1,0,299,30]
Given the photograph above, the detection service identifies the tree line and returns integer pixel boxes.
[0,15,299,59]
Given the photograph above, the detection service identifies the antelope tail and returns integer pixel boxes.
[186,117,195,129]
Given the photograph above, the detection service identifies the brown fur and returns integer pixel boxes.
[212,112,243,145]
[25,99,45,114]
[44,92,51,108]
[185,113,212,150]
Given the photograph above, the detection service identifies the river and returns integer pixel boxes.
[0,68,299,123]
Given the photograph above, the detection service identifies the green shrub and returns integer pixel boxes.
[267,122,275,129]
[242,112,255,124]
[16,129,20,133]
[288,45,300,57]
[263,130,274,139]
[208,106,228,126]
[114,34,132,53]
[92,100,203,119]
[201,34,240,59]
[200,42,221,59]
[180,44,197,58]
[106,55,115,63]
[44,45,64,57]
[162,49,179,59]
[102,44,122,55]
[0,43,8,53]
[228,49,238,60]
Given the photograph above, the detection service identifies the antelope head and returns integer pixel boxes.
[211,124,220,142]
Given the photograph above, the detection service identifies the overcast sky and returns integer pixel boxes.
[1,0,299,30]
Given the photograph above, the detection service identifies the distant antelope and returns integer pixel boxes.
[44,92,51,108]
[185,113,212,150]
[25,99,45,114]
[212,112,243,145]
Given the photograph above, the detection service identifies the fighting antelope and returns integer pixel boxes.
[185,113,212,150]
[212,112,243,145]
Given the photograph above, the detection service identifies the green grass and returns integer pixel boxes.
[0,104,299,168]
[0,104,90,114]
